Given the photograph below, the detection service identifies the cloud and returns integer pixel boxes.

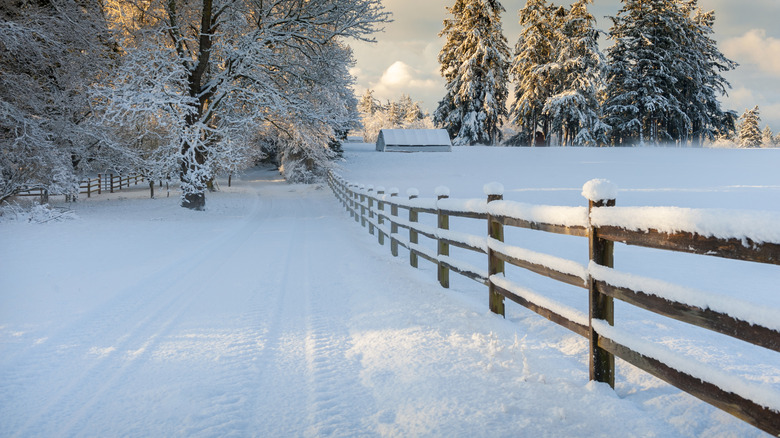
[722,29,780,75]
[362,61,441,107]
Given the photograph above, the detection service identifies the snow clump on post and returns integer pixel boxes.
[483,182,504,196]
[407,188,419,198]
[582,179,617,202]
[435,186,450,198]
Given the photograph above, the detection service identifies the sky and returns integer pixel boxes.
[349,0,780,133]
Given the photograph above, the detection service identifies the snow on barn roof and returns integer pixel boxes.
[376,129,452,152]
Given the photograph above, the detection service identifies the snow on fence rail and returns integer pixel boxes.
[15,173,146,202]
[327,172,780,436]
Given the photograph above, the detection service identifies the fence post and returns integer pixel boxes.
[119,174,123,190]
[390,188,399,257]
[377,187,385,245]
[485,183,505,316]
[436,186,450,289]
[584,179,617,388]
[367,186,375,235]
[98,174,102,194]
[110,174,114,193]
[359,185,367,228]
[408,188,419,268]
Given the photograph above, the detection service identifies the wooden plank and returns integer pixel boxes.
[496,215,588,237]
[439,259,488,285]
[596,280,780,354]
[493,250,587,289]
[409,206,438,215]
[439,237,487,254]
[598,337,780,437]
[492,282,589,338]
[597,225,780,266]
[411,248,438,265]
[437,208,488,220]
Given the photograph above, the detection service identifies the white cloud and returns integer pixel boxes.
[365,61,441,107]
[722,29,780,76]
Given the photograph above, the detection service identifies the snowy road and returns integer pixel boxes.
[0,167,767,437]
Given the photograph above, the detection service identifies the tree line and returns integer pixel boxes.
[1,0,389,209]
[435,0,775,148]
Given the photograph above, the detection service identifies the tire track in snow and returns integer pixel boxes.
[299,212,377,437]
[4,182,270,437]
[180,192,309,437]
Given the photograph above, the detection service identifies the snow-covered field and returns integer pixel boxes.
[1,146,779,437]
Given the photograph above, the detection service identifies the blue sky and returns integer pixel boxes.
[350,0,780,132]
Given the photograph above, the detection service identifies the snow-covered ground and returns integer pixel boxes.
[1,146,778,437]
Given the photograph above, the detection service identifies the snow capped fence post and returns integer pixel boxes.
[359,185,367,228]
[485,182,506,316]
[583,179,618,388]
[408,189,420,268]
[97,174,102,195]
[436,186,451,289]
[367,186,375,236]
[390,188,400,257]
[377,187,386,245]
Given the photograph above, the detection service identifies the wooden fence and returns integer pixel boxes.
[15,174,145,201]
[328,172,780,436]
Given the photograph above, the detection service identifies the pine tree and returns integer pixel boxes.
[738,106,762,148]
[603,0,735,146]
[358,90,381,116]
[542,0,608,146]
[435,0,510,145]
[761,126,774,147]
[674,6,737,145]
[604,0,687,145]
[508,0,556,146]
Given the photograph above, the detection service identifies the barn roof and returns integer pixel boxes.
[376,129,452,152]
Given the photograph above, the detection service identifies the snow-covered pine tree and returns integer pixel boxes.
[358,90,381,116]
[604,0,689,145]
[604,0,736,146]
[674,5,737,145]
[738,106,762,148]
[542,0,608,146]
[508,0,556,146]
[436,0,510,146]
[761,126,774,147]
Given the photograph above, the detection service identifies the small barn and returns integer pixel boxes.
[375,129,452,152]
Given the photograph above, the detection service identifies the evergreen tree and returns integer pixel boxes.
[435,0,510,145]
[358,90,381,116]
[761,126,774,147]
[738,106,762,148]
[508,0,556,146]
[604,0,686,145]
[604,0,735,146]
[542,0,608,146]
[675,6,737,145]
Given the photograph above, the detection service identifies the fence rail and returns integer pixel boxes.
[15,173,146,201]
[328,172,780,436]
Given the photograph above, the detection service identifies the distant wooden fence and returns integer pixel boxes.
[15,174,145,201]
[328,172,780,436]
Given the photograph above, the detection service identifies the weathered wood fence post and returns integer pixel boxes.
[367,186,375,236]
[584,179,617,388]
[408,188,419,268]
[376,187,385,245]
[359,185,367,228]
[390,188,399,257]
[436,186,450,289]
[486,182,505,316]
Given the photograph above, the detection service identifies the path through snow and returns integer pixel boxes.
[0,167,766,437]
